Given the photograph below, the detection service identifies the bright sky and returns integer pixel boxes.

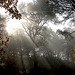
[6,18,23,34]
[48,19,74,32]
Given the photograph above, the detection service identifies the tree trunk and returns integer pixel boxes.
[20,50,26,74]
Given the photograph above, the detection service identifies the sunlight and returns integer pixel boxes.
[56,14,64,21]
[46,21,64,32]
[18,0,34,4]
[6,19,23,34]
[0,7,8,16]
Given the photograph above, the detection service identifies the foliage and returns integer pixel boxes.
[0,0,74,21]
[57,29,74,41]
[0,15,9,55]
[0,0,21,19]
[25,0,75,23]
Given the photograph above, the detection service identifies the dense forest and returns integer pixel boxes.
[0,0,75,75]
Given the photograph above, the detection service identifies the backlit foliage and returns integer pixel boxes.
[0,15,9,55]
[0,0,21,19]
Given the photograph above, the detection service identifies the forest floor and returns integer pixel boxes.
[0,62,75,75]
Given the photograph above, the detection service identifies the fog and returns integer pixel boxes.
[0,0,75,75]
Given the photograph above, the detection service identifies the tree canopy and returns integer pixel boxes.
[0,0,75,22]
[24,0,75,23]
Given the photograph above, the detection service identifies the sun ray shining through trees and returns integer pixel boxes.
[0,0,75,75]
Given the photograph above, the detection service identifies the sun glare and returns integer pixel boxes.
[6,19,23,34]
[6,0,34,35]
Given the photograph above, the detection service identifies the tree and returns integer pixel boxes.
[18,3,52,72]
[16,0,75,72]
[25,0,75,23]
[0,0,74,21]
[19,3,65,72]
[0,0,21,19]
[21,9,48,47]
[0,14,8,63]
[57,29,74,41]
